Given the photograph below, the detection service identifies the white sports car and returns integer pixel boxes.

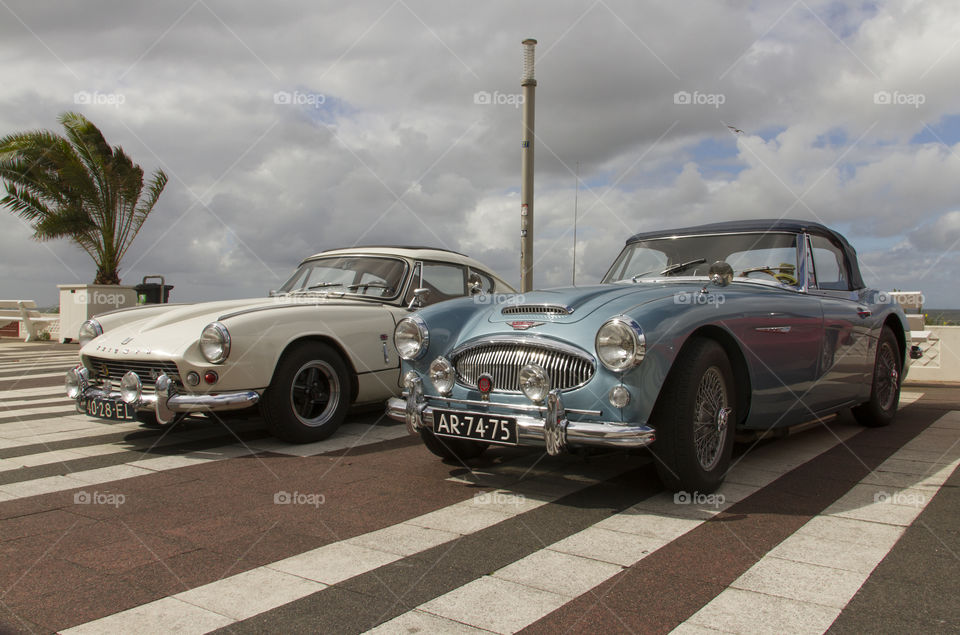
[65,246,514,442]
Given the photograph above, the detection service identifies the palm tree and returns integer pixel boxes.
[0,112,167,284]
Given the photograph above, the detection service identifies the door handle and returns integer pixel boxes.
[857,307,872,318]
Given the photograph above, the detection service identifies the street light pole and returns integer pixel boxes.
[520,38,537,293]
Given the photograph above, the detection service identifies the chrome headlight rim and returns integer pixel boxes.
[595,316,645,372]
[199,321,231,364]
[429,356,455,395]
[77,319,103,347]
[395,316,429,361]
[519,363,550,404]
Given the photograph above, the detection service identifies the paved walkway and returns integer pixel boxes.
[0,340,957,633]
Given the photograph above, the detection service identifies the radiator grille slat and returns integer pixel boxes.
[452,343,594,393]
[501,304,573,315]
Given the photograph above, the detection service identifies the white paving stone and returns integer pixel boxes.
[368,609,493,634]
[731,556,868,608]
[175,567,326,621]
[548,526,669,566]
[268,542,401,585]
[346,522,460,557]
[60,597,234,635]
[492,547,624,598]
[766,532,893,574]
[420,576,568,634]
[405,503,515,535]
[682,588,841,635]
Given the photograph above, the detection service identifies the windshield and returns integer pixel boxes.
[603,232,800,286]
[277,256,407,299]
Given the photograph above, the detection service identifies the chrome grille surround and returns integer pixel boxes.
[83,355,181,392]
[500,304,573,315]
[451,337,595,393]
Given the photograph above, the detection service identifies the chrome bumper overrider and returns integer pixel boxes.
[386,377,655,456]
[66,366,260,424]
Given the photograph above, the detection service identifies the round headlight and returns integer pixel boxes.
[595,317,645,372]
[120,371,142,404]
[429,357,455,395]
[77,319,103,347]
[395,316,429,360]
[199,322,231,363]
[519,363,550,404]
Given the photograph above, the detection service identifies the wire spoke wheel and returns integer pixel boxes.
[875,341,899,412]
[692,366,730,471]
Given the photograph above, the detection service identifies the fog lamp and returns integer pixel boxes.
[120,371,142,404]
[608,385,631,408]
[519,363,550,404]
[65,365,89,399]
[429,357,455,395]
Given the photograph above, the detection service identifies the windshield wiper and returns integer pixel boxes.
[660,258,706,276]
[346,282,393,292]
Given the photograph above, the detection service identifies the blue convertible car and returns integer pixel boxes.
[387,220,915,492]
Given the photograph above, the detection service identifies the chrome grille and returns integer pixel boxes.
[83,355,180,391]
[501,304,573,315]
[452,342,594,392]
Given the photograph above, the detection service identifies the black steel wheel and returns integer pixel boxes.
[262,342,352,443]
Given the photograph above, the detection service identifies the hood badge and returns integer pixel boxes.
[509,320,544,331]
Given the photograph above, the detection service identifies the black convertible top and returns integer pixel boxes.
[626,219,864,289]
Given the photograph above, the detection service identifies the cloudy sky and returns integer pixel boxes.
[1,0,959,308]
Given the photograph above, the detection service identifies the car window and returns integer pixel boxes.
[810,235,849,290]
[277,256,406,298]
[404,262,468,306]
[608,248,668,280]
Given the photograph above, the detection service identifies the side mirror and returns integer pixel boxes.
[708,261,734,287]
[408,288,430,310]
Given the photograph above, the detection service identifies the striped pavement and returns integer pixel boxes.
[0,340,956,634]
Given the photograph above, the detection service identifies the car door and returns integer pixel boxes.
[805,234,872,410]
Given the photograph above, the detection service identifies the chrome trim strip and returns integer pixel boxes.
[386,396,654,451]
[414,393,602,416]
[754,326,792,333]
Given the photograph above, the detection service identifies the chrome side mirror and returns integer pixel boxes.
[709,261,734,287]
[408,288,430,310]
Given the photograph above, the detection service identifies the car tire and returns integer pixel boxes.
[261,342,352,443]
[650,337,736,494]
[419,428,488,461]
[852,326,901,428]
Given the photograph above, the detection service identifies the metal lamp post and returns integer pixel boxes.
[520,38,537,293]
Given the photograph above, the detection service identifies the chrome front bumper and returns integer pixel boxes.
[66,366,260,423]
[385,378,655,455]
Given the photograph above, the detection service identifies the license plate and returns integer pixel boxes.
[433,409,518,445]
[82,397,135,421]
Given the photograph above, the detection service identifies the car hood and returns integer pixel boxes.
[489,283,680,325]
[84,295,377,359]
